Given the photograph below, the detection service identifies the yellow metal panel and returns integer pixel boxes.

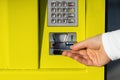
[0,0,9,69]
[86,0,105,37]
[8,0,38,69]
[85,0,105,79]
[40,0,86,68]
[0,0,105,80]
[0,0,38,69]
[0,68,103,80]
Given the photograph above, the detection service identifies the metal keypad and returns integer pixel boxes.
[48,0,78,26]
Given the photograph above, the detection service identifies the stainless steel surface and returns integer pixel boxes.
[48,0,78,26]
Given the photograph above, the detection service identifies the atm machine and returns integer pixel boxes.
[40,0,105,80]
[0,0,105,80]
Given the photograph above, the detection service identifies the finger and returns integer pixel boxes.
[74,56,94,66]
[62,50,81,57]
[73,56,88,65]
[62,50,87,64]
[71,50,94,66]
[79,50,93,61]
[62,50,94,66]
[79,49,96,65]
[62,50,88,59]
[70,40,87,50]
[78,50,87,56]
[62,50,87,63]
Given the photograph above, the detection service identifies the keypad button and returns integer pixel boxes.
[51,13,56,18]
[63,8,68,12]
[68,8,75,12]
[62,1,67,7]
[68,2,75,6]
[57,8,62,12]
[63,19,68,23]
[68,19,75,23]
[51,8,56,12]
[68,13,75,18]
[57,13,62,18]
[63,13,68,18]
[57,2,62,7]
[51,19,56,24]
[57,19,62,23]
[51,2,56,7]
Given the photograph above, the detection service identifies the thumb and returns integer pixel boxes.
[70,40,87,50]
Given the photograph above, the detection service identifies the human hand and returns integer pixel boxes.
[62,35,110,66]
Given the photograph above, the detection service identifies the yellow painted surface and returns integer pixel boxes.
[0,68,103,80]
[0,0,105,80]
[0,0,38,69]
[0,0,9,69]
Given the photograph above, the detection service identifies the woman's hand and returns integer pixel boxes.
[62,35,110,66]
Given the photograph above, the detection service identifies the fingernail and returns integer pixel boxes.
[62,51,66,56]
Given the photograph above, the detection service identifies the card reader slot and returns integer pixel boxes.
[49,33,76,55]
